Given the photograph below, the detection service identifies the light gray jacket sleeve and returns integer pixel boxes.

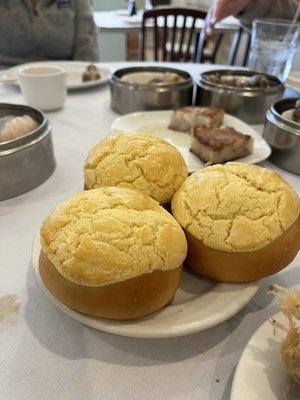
[73,0,99,62]
[237,0,299,25]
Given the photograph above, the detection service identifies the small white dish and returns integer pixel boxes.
[18,65,66,111]
[115,9,128,16]
[31,234,259,338]
[111,110,271,173]
[231,311,300,400]
[122,16,143,24]
[7,61,110,90]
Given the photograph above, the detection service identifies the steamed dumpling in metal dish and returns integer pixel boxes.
[0,115,39,142]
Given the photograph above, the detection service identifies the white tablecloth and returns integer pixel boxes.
[0,62,299,400]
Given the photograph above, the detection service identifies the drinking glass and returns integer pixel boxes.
[248,19,300,81]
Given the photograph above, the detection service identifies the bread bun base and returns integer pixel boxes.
[185,217,300,283]
[39,250,182,320]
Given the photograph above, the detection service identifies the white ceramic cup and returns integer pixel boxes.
[18,65,67,111]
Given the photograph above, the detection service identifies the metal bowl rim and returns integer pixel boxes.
[266,98,300,136]
[0,103,48,150]
[197,69,284,96]
[0,124,52,156]
[111,66,194,90]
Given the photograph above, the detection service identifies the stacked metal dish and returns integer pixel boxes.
[110,66,194,114]
[196,69,284,124]
[263,98,300,175]
[0,103,56,201]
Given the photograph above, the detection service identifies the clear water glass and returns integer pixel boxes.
[248,19,300,81]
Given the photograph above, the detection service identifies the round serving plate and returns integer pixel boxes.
[111,110,271,174]
[4,61,110,90]
[231,310,300,400]
[32,233,260,338]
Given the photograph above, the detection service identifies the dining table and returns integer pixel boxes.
[0,61,299,400]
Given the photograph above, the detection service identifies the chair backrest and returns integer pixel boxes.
[140,7,207,62]
[194,26,252,66]
[227,27,252,66]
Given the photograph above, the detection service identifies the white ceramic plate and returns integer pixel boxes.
[115,10,128,16]
[231,311,300,400]
[5,61,110,90]
[121,15,143,24]
[286,71,300,92]
[31,234,259,338]
[111,110,271,173]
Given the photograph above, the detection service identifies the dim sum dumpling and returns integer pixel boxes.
[270,285,300,385]
[0,115,39,142]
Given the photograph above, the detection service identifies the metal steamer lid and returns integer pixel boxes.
[0,103,50,155]
[110,66,194,90]
[198,69,284,97]
[266,97,300,136]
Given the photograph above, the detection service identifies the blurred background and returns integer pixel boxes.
[93,0,300,69]
[94,0,212,61]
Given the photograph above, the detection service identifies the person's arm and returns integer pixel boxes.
[73,0,99,61]
[205,0,252,35]
[205,0,299,35]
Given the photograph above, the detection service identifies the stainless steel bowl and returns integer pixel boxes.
[195,69,284,124]
[0,104,56,201]
[110,66,194,115]
[263,98,300,175]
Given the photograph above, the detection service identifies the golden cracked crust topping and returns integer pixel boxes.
[172,162,300,253]
[84,133,188,204]
[40,187,187,287]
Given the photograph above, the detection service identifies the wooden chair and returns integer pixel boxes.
[227,27,252,66]
[140,7,251,66]
[194,26,252,66]
[140,7,207,62]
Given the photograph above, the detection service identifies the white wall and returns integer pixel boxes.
[93,0,125,11]
[171,0,212,11]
